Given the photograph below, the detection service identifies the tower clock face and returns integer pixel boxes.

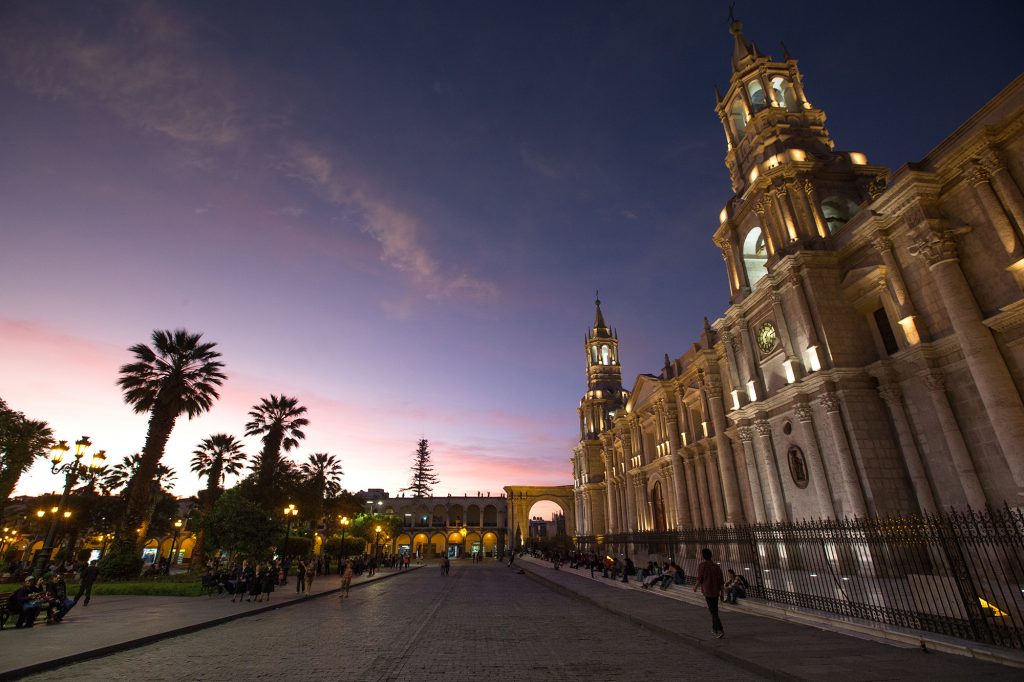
[757,322,778,354]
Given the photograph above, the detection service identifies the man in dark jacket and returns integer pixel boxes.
[11,577,41,628]
[75,560,100,606]
[694,547,725,638]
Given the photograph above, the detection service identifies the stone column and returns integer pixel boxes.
[705,447,727,527]
[753,418,788,522]
[623,472,637,531]
[872,235,916,314]
[984,150,1024,233]
[738,425,767,522]
[604,460,617,533]
[801,180,828,238]
[908,218,1024,487]
[672,454,692,528]
[921,370,987,509]
[819,391,868,518]
[753,198,778,256]
[877,382,938,514]
[793,399,837,518]
[965,161,1023,259]
[693,452,712,528]
[706,380,744,523]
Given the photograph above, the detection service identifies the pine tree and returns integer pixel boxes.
[404,439,439,497]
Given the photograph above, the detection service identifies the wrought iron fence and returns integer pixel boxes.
[574,506,1024,649]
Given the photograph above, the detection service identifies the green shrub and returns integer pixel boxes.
[98,547,144,581]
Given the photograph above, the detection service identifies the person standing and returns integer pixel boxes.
[296,558,307,593]
[694,547,725,638]
[304,559,316,593]
[74,560,100,606]
[340,560,354,599]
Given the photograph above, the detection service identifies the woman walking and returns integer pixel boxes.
[304,559,316,593]
[340,560,354,599]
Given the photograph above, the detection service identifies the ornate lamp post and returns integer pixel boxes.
[338,516,350,559]
[0,528,18,554]
[374,524,382,563]
[31,436,105,577]
[281,504,298,558]
[164,519,184,575]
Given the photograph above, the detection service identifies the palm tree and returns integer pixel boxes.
[190,434,246,571]
[0,405,54,506]
[115,329,225,549]
[102,453,177,497]
[300,452,344,521]
[245,395,307,504]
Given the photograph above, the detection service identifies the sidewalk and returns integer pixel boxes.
[0,566,419,679]
[517,556,1022,681]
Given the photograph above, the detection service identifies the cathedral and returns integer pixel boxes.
[571,17,1024,535]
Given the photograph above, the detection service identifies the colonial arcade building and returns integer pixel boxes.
[571,18,1024,536]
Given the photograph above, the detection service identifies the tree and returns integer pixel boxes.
[202,488,280,560]
[0,399,54,508]
[112,329,225,569]
[244,395,307,505]
[299,452,343,521]
[403,439,439,498]
[190,434,246,571]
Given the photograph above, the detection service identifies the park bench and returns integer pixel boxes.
[0,591,13,630]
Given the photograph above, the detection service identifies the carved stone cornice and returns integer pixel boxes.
[794,400,814,423]
[907,223,969,268]
[754,418,773,437]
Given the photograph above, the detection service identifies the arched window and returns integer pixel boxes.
[730,99,747,138]
[742,227,769,288]
[591,346,599,363]
[601,345,611,365]
[770,76,800,112]
[747,80,767,112]
[820,195,861,234]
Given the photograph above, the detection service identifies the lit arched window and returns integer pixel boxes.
[747,80,767,112]
[743,227,769,288]
[601,345,612,365]
[820,195,861,234]
[770,76,800,112]
[730,99,747,138]
[591,346,599,363]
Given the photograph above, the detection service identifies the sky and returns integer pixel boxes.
[2,1,1022,506]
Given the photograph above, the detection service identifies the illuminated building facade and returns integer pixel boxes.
[572,18,1024,535]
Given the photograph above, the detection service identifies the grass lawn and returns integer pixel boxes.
[65,574,205,597]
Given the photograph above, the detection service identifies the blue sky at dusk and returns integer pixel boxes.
[2,1,1021,500]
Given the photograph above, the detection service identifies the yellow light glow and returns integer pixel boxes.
[898,316,920,346]
[90,450,106,470]
[784,359,797,384]
[63,511,72,519]
[174,519,183,528]
[50,440,69,464]
[50,506,58,513]
[719,208,728,224]
[849,152,867,165]
[375,525,382,533]
[979,597,1009,617]
[36,510,45,518]
[790,149,806,162]
[748,167,759,184]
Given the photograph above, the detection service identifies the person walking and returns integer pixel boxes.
[340,560,354,599]
[694,547,725,638]
[304,559,316,593]
[74,560,100,606]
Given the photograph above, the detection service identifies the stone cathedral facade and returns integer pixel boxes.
[571,19,1024,536]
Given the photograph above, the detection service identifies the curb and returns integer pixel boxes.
[518,562,801,681]
[3,567,419,680]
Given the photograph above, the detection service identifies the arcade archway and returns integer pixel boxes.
[504,485,576,551]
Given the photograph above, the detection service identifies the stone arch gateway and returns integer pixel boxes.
[504,485,577,550]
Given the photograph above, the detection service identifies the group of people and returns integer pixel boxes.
[7,561,99,629]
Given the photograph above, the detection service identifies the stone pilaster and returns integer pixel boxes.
[876,382,937,514]
[738,425,767,522]
[793,398,837,517]
[753,417,788,522]
[908,215,1024,488]
[706,378,744,523]
[921,370,987,509]
[819,391,868,517]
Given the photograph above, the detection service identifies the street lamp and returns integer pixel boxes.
[32,436,104,577]
[164,519,183,575]
[281,504,299,558]
[338,516,350,559]
[460,527,468,559]
[374,524,382,563]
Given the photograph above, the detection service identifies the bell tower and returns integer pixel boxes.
[713,13,888,302]
[579,294,626,441]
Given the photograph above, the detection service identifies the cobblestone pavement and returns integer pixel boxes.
[26,561,760,681]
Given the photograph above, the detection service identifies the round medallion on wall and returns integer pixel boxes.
[756,321,778,354]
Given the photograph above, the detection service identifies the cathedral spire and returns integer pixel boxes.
[592,291,612,339]
[728,6,758,72]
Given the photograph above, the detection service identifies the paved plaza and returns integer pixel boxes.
[19,561,757,681]
[6,559,1023,681]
